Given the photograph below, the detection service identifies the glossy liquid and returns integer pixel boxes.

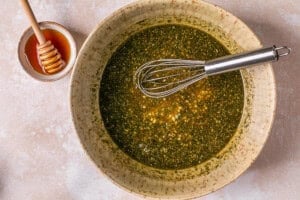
[100,24,244,169]
[25,29,70,74]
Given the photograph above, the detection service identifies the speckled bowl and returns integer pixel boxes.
[70,0,275,199]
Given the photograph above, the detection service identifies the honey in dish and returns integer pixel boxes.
[25,29,70,74]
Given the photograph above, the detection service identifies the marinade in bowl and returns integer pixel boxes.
[100,24,244,170]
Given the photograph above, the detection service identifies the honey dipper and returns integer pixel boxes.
[20,0,65,74]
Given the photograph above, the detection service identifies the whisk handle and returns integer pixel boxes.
[204,46,290,75]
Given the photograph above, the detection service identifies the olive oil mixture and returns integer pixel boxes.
[100,24,244,170]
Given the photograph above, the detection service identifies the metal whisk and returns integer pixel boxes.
[135,45,290,98]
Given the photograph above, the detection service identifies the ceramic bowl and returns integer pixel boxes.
[18,21,77,81]
[70,0,275,199]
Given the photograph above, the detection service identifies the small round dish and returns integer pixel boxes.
[18,21,76,81]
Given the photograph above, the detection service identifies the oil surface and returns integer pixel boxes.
[25,29,70,74]
[100,24,244,169]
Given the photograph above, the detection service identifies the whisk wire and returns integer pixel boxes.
[135,59,206,98]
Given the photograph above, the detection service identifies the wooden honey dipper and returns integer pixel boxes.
[20,0,65,74]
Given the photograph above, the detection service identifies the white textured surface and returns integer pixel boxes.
[0,0,299,199]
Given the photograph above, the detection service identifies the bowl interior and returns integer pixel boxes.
[70,0,275,199]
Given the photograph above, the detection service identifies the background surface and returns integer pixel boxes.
[0,0,299,199]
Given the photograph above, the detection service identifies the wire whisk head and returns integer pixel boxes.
[135,59,206,98]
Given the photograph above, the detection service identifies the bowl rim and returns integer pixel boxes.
[69,0,276,199]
